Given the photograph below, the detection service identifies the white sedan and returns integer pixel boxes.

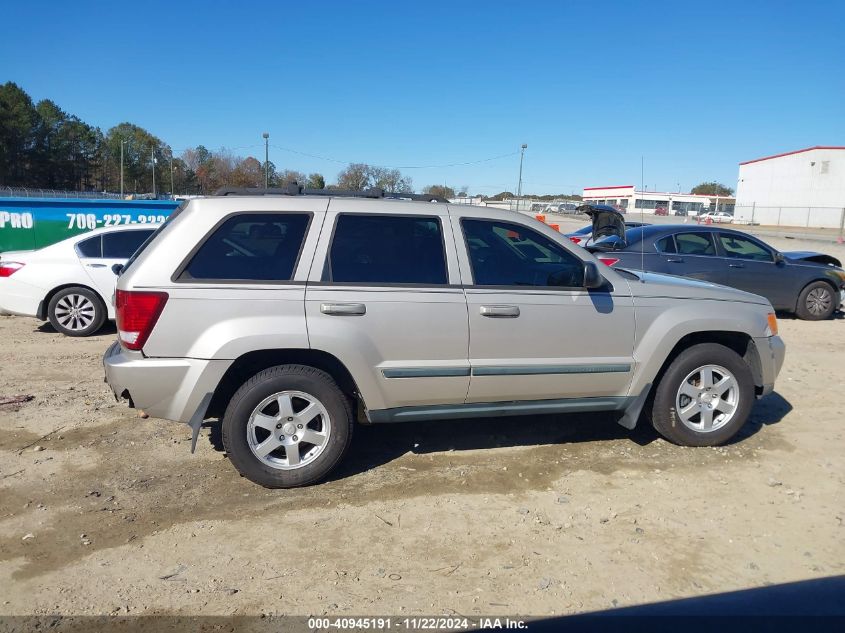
[0,224,157,336]
[699,211,734,224]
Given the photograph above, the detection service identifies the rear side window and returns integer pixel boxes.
[675,232,716,256]
[76,235,102,258]
[180,213,311,281]
[102,230,155,258]
[655,235,676,253]
[327,214,447,284]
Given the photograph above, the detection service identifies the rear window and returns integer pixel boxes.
[180,213,311,281]
[326,214,447,284]
[102,230,154,258]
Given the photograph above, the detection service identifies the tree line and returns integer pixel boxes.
[0,82,451,196]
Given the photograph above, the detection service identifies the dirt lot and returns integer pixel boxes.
[1,291,844,617]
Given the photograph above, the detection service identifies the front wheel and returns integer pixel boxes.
[796,281,836,320]
[651,343,754,446]
[221,364,353,488]
[47,286,107,337]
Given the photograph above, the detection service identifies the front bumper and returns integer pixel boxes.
[753,335,786,397]
[103,341,230,422]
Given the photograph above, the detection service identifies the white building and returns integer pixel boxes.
[581,185,732,216]
[734,146,845,228]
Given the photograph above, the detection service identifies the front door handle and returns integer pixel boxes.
[320,302,366,316]
[665,257,684,263]
[480,305,520,318]
[86,263,108,269]
[728,263,745,268]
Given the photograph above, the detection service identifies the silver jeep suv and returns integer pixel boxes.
[104,189,785,488]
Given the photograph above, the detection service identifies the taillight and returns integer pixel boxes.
[597,257,619,267]
[0,262,24,277]
[115,290,168,351]
[569,236,583,245]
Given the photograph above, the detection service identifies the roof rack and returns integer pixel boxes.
[214,183,448,203]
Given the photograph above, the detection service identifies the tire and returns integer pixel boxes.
[47,286,107,337]
[795,281,837,321]
[651,343,754,447]
[221,364,353,488]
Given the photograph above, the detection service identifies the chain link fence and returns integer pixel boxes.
[0,187,125,200]
[733,205,845,231]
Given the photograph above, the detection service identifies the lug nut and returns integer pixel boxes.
[276,423,282,429]
[297,424,303,429]
[287,417,294,421]
[280,435,285,440]
[292,435,298,441]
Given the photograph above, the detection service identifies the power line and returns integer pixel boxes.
[269,144,520,169]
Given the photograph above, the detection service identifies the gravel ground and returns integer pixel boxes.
[0,291,843,617]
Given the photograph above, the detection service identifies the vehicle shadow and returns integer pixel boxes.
[36,321,117,335]
[203,390,792,481]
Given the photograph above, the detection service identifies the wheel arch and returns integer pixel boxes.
[39,283,108,320]
[207,348,362,420]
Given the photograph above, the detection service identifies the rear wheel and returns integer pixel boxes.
[47,286,106,337]
[651,343,754,446]
[796,281,836,320]
[221,364,353,488]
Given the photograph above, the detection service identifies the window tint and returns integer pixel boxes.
[675,232,716,256]
[102,230,155,258]
[718,233,772,262]
[76,235,101,258]
[655,235,676,253]
[328,214,447,284]
[182,213,310,281]
[462,219,585,287]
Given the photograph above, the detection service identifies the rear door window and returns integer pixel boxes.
[180,213,311,281]
[674,232,716,256]
[102,230,155,258]
[76,235,102,258]
[655,235,676,253]
[326,214,448,284]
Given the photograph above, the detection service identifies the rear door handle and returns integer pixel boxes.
[480,305,520,318]
[320,302,366,316]
[86,263,108,269]
[665,257,684,263]
[728,263,745,268]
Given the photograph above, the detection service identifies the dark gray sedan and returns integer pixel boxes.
[587,221,845,320]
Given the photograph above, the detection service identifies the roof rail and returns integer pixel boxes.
[214,184,448,203]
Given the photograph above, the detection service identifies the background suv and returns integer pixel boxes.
[104,190,785,488]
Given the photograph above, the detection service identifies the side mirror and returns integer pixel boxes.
[774,252,785,264]
[112,263,124,276]
[583,261,604,289]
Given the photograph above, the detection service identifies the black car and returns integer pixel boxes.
[581,205,845,320]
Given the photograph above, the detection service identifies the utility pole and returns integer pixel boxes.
[169,149,174,198]
[516,143,528,212]
[151,147,156,197]
[263,132,270,188]
[120,140,128,197]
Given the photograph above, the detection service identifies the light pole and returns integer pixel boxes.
[262,132,270,188]
[151,146,157,197]
[120,140,129,197]
[516,143,528,212]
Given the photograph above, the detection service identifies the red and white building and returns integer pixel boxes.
[581,185,732,216]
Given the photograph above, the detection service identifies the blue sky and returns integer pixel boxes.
[3,0,844,195]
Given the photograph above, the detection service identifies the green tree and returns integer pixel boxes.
[423,184,456,199]
[306,172,325,189]
[690,181,734,196]
[0,82,39,186]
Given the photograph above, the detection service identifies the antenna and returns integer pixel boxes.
[640,156,645,281]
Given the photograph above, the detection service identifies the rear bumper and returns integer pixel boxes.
[103,341,231,422]
[754,335,786,397]
[0,279,43,317]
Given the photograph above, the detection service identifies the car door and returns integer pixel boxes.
[452,212,635,404]
[714,231,788,308]
[78,229,154,308]
[656,230,726,283]
[305,200,470,414]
